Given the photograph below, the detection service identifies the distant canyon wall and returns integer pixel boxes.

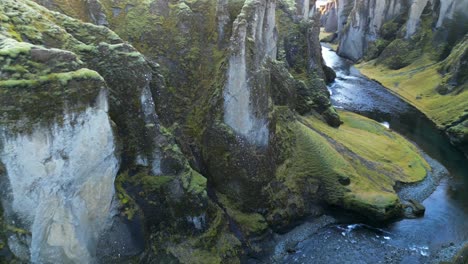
[319,0,468,61]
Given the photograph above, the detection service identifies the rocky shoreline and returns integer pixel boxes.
[396,153,448,218]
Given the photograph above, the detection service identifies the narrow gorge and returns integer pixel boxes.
[0,0,466,263]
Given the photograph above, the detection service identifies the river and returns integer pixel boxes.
[254,45,468,264]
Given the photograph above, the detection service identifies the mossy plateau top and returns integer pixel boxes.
[0,0,120,128]
[275,111,429,220]
[304,111,429,183]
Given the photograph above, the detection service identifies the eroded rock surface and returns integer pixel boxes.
[0,0,441,262]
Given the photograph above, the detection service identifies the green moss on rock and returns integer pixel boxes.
[378,38,421,69]
[440,35,468,89]
[181,169,208,196]
[0,39,31,58]
[447,120,468,157]
[115,171,141,220]
[151,201,242,264]
[268,110,430,222]
[4,1,442,262]
[1,2,233,262]
[218,194,268,236]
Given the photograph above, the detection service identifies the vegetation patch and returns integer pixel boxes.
[181,168,208,196]
[156,202,242,264]
[319,28,338,50]
[358,56,468,129]
[218,193,268,236]
[377,38,421,69]
[303,111,429,183]
[115,171,141,220]
[269,110,428,221]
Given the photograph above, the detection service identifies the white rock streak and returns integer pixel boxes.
[223,0,276,146]
[0,90,119,263]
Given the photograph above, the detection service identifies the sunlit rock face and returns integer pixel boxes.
[223,0,277,146]
[0,91,119,263]
[321,1,338,32]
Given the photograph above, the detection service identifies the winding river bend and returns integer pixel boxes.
[264,46,468,264]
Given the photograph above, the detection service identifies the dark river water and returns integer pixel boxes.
[263,46,468,264]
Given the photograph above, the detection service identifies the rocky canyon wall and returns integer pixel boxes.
[223,0,276,146]
[321,0,468,61]
[319,0,468,157]
[1,90,118,263]
[0,0,439,262]
[0,0,217,262]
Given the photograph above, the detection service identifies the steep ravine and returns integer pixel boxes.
[251,45,468,264]
[1,0,466,263]
[319,0,468,158]
[321,0,468,61]
[324,38,468,262]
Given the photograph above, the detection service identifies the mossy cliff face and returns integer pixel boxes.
[358,35,468,158]
[357,14,468,158]
[277,0,337,84]
[1,0,235,262]
[60,0,342,213]
[202,0,341,217]
[443,37,468,154]
[34,0,109,25]
[223,0,276,146]
[0,2,118,261]
[336,0,406,61]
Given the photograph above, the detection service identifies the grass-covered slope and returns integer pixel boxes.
[268,109,429,223]
[352,3,468,157]
[358,43,468,157]
[305,111,429,183]
[358,57,467,129]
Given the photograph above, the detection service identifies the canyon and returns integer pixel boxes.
[0,0,467,263]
